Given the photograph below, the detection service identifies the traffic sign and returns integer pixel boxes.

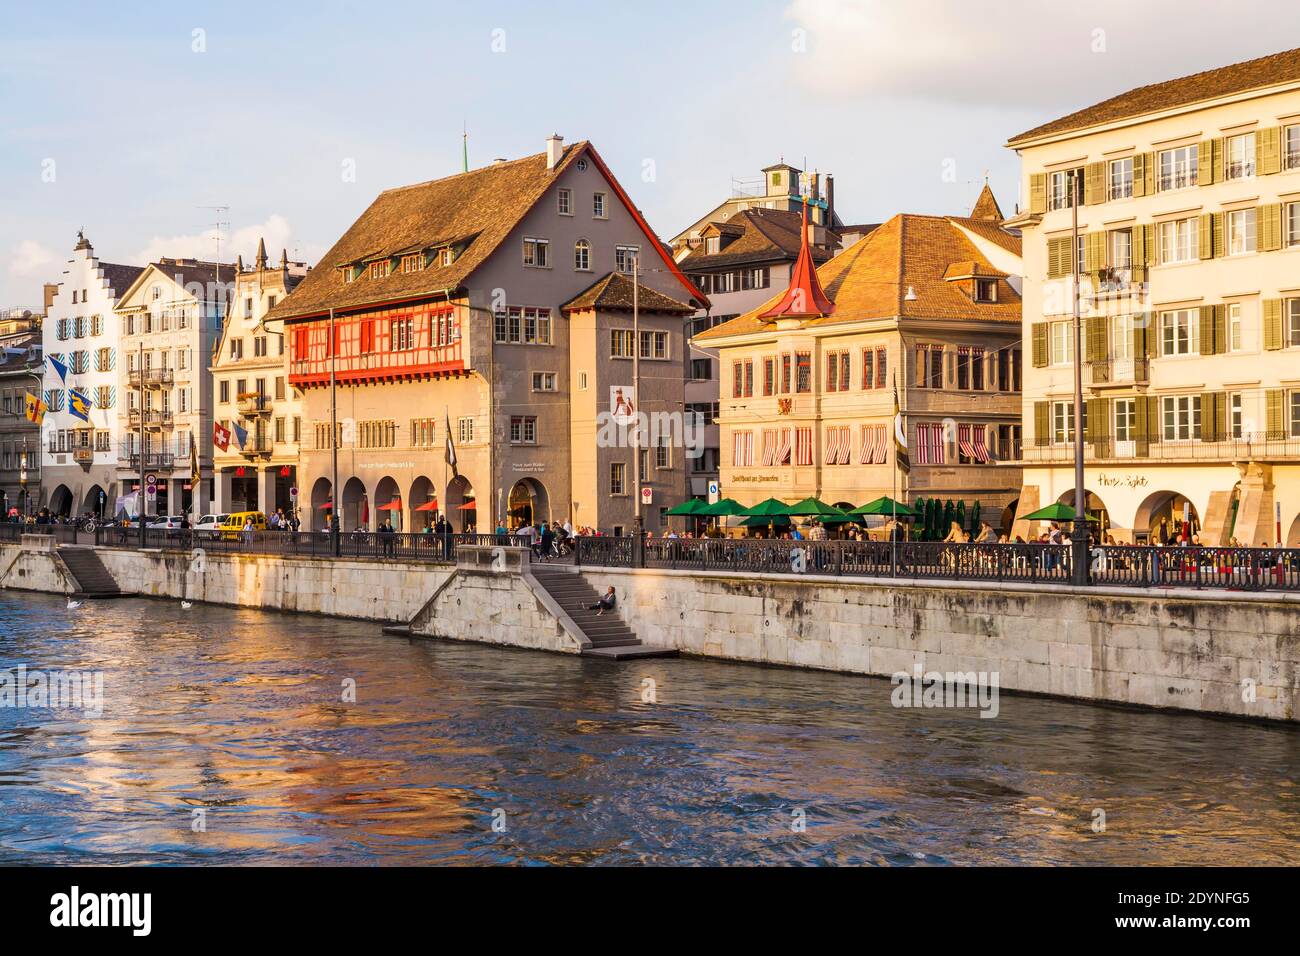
[290,486,299,499]
[707,480,720,504]
[144,472,157,486]
[640,486,653,506]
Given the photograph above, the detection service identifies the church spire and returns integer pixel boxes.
[758,197,834,320]
[255,237,268,269]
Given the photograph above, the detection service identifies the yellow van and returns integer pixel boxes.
[219,511,268,540]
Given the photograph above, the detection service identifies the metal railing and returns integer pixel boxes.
[127,368,175,387]
[575,537,1300,592]
[91,528,508,563]
[0,523,82,543]
[1025,431,1300,464]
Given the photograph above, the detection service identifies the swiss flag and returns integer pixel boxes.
[213,422,232,452]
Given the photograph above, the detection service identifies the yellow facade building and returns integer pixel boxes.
[1007,47,1300,545]
[696,188,1024,526]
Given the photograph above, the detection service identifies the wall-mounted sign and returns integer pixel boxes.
[1096,474,1150,489]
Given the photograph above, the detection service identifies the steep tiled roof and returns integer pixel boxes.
[562,272,694,314]
[969,184,1004,221]
[1009,47,1300,145]
[678,207,836,270]
[695,213,1021,341]
[264,145,589,321]
[98,263,144,298]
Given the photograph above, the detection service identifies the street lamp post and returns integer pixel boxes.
[1070,169,1089,585]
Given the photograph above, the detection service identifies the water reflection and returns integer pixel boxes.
[0,593,1296,865]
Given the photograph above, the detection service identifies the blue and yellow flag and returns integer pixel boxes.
[47,354,68,383]
[23,392,46,425]
[68,388,93,422]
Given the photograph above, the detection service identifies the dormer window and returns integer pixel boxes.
[705,237,720,254]
[975,278,997,303]
[401,254,423,274]
[369,260,391,280]
[440,248,455,267]
[342,267,356,284]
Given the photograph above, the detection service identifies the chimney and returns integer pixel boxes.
[825,174,835,228]
[43,283,59,315]
[546,134,564,171]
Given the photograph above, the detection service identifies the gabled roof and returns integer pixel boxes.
[265,141,704,322]
[678,207,837,271]
[1009,46,1300,145]
[115,259,231,307]
[695,212,1021,341]
[562,272,694,314]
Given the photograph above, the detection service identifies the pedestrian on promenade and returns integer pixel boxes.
[241,517,254,548]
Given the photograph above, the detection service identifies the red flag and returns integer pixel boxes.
[213,421,231,451]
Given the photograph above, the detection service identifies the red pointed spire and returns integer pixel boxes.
[759,198,834,319]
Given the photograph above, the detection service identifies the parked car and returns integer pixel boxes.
[219,511,268,540]
[194,514,228,538]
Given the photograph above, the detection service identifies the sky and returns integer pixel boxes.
[2,0,1298,307]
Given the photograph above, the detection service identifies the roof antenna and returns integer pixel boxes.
[462,121,469,173]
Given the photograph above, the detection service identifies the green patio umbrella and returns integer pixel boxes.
[698,497,746,517]
[738,514,792,528]
[1021,501,1077,522]
[742,497,795,517]
[665,498,709,516]
[850,496,917,518]
[819,514,866,525]
[787,497,846,517]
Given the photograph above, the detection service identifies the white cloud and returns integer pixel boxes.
[133,214,317,267]
[783,0,1298,109]
[9,239,56,278]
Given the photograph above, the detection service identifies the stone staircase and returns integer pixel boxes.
[58,547,128,599]
[528,565,675,660]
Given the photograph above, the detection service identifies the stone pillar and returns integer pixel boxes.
[214,468,233,514]
[1010,484,1040,541]
[1201,489,1236,546]
[257,467,277,518]
[1234,462,1276,546]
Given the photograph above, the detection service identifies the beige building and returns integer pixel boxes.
[112,259,227,516]
[1007,47,1300,545]
[265,135,707,535]
[697,187,1024,525]
[211,241,308,517]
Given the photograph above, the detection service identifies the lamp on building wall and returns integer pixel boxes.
[904,286,918,301]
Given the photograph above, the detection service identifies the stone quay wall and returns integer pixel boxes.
[0,542,450,622]
[578,566,1300,722]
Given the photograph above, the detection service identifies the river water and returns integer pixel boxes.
[0,593,1296,865]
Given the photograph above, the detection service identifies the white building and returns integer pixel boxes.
[41,232,142,518]
[112,258,228,517]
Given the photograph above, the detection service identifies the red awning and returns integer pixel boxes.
[414,500,439,512]
[456,500,477,510]
[379,498,402,511]
[317,500,334,509]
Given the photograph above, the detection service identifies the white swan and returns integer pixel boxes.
[181,600,193,609]
[66,599,82,610]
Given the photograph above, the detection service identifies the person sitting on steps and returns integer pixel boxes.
[588,586,616,616]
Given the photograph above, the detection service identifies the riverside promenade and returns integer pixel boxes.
[1,527,1296,723]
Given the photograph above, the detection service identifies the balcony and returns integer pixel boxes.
[1086,357,1149,389]
[240,437,274,459]
[1024,432,1300,465]
[236,393,271,417]
[118,452,176,472]
[127,408,174,429]
[127,368,174,388]
[73,448,94,464]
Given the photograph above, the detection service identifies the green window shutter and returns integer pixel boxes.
[1132,152,1153,197]
[1212,212,1226,258]
[1214,391,1227,441]
[1029,173,1047,215]
[1085,161,1106,205]
[1200,391,1217,441]
[1197,140,1216,186]
[1085,232,1106,273]
[1132,222,1146,266]
[1198,305,1216,355]
[1135,394,1151,446]
[1213,304,1227,354]
[1085,397,1101,444]
[1266,388,1285,439]
[1260,203,1282,251]
[1034,401,1050,445]
[1198,214,1214,260]
[1086,315,1108,363]
[1031,322,1048,367]
[1258,126,1282,175]
[1047,237,1070,278]
[1214,138,1225,183]
[1263,299,1284,350]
